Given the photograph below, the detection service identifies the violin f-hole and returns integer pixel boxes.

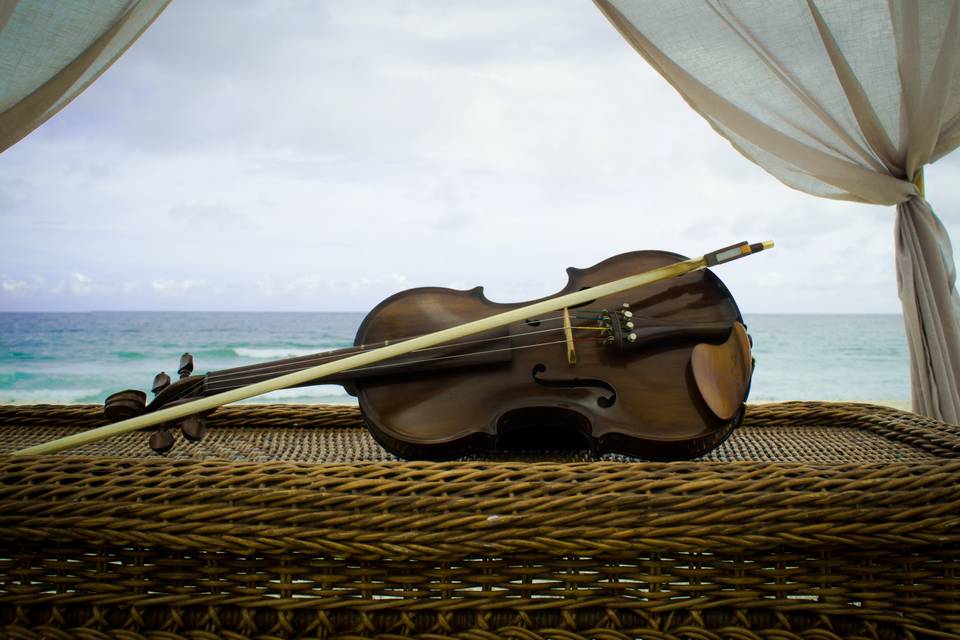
[531,363,617,408]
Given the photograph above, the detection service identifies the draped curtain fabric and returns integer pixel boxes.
[595,0,960,423]
[0,0,170,152]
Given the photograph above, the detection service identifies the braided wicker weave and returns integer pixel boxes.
[1,401,958,639]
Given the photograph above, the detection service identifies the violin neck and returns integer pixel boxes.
[203,344,368,395]
[202,328,514,397]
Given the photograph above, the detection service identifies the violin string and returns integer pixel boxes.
[148,376,206,409]
[204,337,600,394]
[204,321,606,385]
[375,335,602,369]
[204,324,611,391]
[205,316,609,386]
[209,321,607,380]
[351,312,604,350]
[206,312,599,383]
[357,314,601,352]
[204,325,606,389]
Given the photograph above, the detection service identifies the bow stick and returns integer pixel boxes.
[12,240,774,456]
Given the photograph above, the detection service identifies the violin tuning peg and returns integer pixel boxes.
[180,415,208,442]
[152,372,171,395]
[178,353,194,379]
[148,428,175,454]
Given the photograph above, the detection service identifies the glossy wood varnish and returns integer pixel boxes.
[352,250,746,460]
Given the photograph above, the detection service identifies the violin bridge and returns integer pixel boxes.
[563,307,577,365]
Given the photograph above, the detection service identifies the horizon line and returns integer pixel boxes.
[0,309,907,316]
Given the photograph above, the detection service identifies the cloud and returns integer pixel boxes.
[0,1,956,313]
[1,275,44,295]
[151,278,210,295]
[0,179,30,213]
[69,272,112,296]
[168,203,245,229]
[284,273,408,296]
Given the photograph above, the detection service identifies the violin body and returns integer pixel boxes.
[350,250,748,459]
[106,249,754,460]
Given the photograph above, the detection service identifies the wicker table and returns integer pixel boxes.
[1,401,958,639]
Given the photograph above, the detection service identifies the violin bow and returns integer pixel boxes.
[11,240,774,456]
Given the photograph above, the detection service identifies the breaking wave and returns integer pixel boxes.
[0,388,105,404]
[234,347,329,359]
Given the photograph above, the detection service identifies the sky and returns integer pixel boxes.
[1,0,959,314]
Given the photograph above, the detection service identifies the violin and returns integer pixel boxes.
[104,248,757,460]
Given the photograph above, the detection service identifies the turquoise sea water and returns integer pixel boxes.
[0,312,910,405]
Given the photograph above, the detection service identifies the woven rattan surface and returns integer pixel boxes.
[1,400,959,463]
[1,401,959,639]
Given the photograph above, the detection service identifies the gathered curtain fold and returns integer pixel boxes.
[0,0,170,152]
[594,0,960,423]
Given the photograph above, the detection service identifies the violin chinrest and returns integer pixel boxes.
[691,322,752,421]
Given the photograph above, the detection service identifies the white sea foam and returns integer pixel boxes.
[0,386,356,405]
[234,347,324,359]
[1,312,914,406]
[0,389,104,404]
[249,386,357,404]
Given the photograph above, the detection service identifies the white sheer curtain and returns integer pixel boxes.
[0,0,170,152]
[595,0,960,423]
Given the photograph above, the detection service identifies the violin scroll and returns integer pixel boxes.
[103,389,147,422]
[103,352,211,453]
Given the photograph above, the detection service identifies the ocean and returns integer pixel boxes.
[0,312,911,407]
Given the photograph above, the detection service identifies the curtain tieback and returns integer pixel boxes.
[913,167,926,198]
